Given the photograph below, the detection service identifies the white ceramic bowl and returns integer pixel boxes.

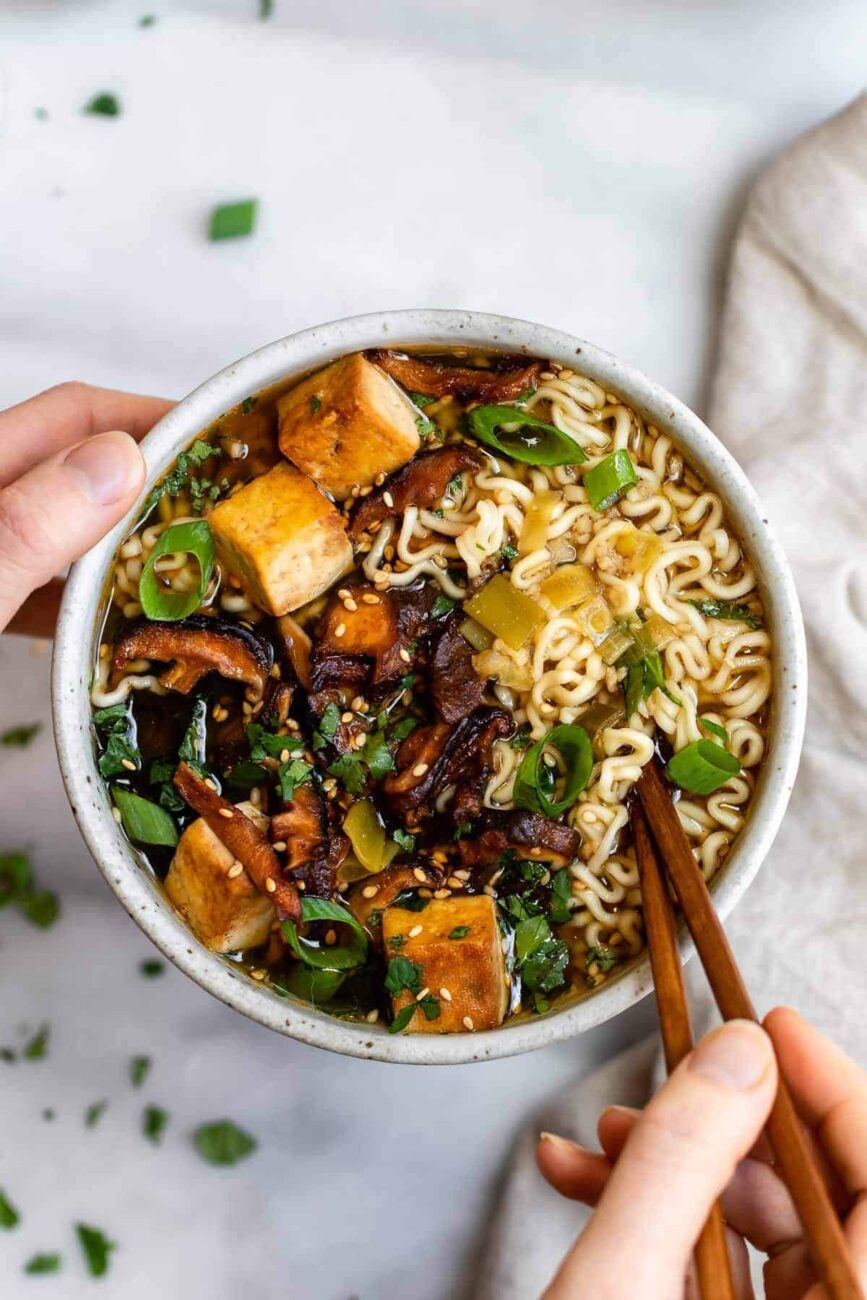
[52,310,807,1064]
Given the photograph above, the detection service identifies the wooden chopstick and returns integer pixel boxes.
[632,803,736,1300]
[637,757,863,1300]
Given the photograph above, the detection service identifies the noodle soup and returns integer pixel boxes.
[90,347,771,1035]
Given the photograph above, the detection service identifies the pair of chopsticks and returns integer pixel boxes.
[631,758,862,1300]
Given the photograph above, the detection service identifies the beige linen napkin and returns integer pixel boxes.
[474,93,867,1300]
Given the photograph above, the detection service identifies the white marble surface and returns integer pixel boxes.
[0,2,864,1296]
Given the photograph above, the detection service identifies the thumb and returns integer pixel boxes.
[0,432,145,632]
[545,1020,777,1300]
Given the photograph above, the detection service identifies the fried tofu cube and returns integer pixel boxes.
[165,802,275,953]
[382,896,509,1034]
[277,353,420,500]
[209,461,353,615]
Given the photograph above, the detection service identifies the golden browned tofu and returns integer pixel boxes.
[382,896,509,1034]
[209,461,353,615]
[277,353,420,499]
[165,802,275,953]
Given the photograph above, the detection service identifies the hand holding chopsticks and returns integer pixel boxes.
[634,758,864,1300]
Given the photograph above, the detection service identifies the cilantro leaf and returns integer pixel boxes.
[23,1024,49,1060]
[0,1188,19,1229]
[690,599,762,630]
[384,955,423,996]
[192,1120,257,1166]
[139,959,165,978]
[392,828,416,853]
[327,751,367,796]
[1,723,40,747]
[278,758,312,801]
[431,595,456,619]
[448,925,470,940]
[130,1055,151,1087]
[85,1100,108,1128]
[585,945,620,973]
[143,1105,169,1144]
[312,701,340,748]
[76,1225,115,1277]
[83,92,120,117]
[388,1003,417,1034]
[24,1253,61,1274]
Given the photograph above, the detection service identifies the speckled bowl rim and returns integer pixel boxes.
[52,310,807,1065]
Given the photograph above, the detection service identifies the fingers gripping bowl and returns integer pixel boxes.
[52,311,806,1064]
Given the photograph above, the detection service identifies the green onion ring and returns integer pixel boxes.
[139,519,215,622]
[584,450,638,511]
[112,788,179,847]
[666,739,740,795]
[513,723,593,818]
[468,405,588,467]
[281,896,369,972]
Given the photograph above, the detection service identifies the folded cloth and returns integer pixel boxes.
[473,92,867,1300]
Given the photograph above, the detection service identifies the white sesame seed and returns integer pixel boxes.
[337,588,351,599]
[447,877,464,890]
[399,647,412,663]
[483,884,496,897]
[383,491,395,509]
[280,748,290,762]
[416,987,430,1002]
[112,806,123,824]
[334,623,346,638]
[227,862,244,879]
[359,485,373,497]
[412,762,428,777]
[250,968,266,981]
[439,988,452,1002]
[271,840,287,852]
[408,924,423,938]
[361,592,381,605]
[121,758,137,771]
[366,1008,380,1023]
[340,712,354,724]
[434,888,451,900]
[350,696,365,711]
[462,1016,475,1031]
[362,884,379,899]
[374,472,386,487]
[218,807,234,819]
[413,867,428,883]
[265,878,277,893]
[454,869,470,881]
[325,929,337,946]
[344,597,358,612]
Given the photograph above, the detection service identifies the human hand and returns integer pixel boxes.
[537,1009,867,1299]
[0,382,172,636]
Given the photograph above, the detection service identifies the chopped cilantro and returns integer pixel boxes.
[259,0,274,16]
[93,701,140,779]
[1,723,40,747]
[83,92,120,117]
[143,1105,169,1144]
[139,959,165,978]
[240,395,258,414]
[387,934,406,951]
[392,828,415,853]
[23,1025,49,1060]
[415,414,437,438]
[193,1120,257,1166]
[510,728,532,750]
[142,440,221,514]
[327,751,366,796]
[130,1055,151,1087]
[384,955,423,996]
[431,595,457,619]
[0,1188,19,1229]
[309,395,322,413]
[209,199,257,241]
[19,892,59,929]
[362,730,394,780]
[689,599,762,630]
[312,701,341,749]
[419,994,440,1021]
[410,392,436,408]
[548,869,573,924]
[24,1253,61,1274]
[278,758,312,801]
[139,13,157,26]
[388,1003,417,1034]
[390,890,429,913]
[246,724,303,762]
[389,716,418,744]
[500,543,518,564]
[150,757,185,812]
[447,473,463,494]
[85,1100,108,1128]
[453,821,472,840]
[448,925,470,940]
[76,1225,115,1277]
[585,945,620,973]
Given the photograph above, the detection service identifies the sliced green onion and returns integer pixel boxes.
[281,896,369,972]
[584,450,638,511]
[209,199,258,241]
[468,405,588,467]
[139,519,214,622]
[278,966,347,1004]
[667,739,740,795]
[112,789,178,847]
[514,724,593,818]
[699,717,729,745]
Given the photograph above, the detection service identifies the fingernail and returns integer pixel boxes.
[63,431,143,506]
[539,1131,578,1153]
[689,1020,774,1090]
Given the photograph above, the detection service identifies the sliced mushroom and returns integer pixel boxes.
[457,810,580,869]
[430,613,483,723]
[113,615,272,700]
[349,445,484,540]
[346,861,441,944]
[173,761,300,921]
[383,707,511,823]
[366,350,544,403]
[275,614,312,691]
[269,783,349,897]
